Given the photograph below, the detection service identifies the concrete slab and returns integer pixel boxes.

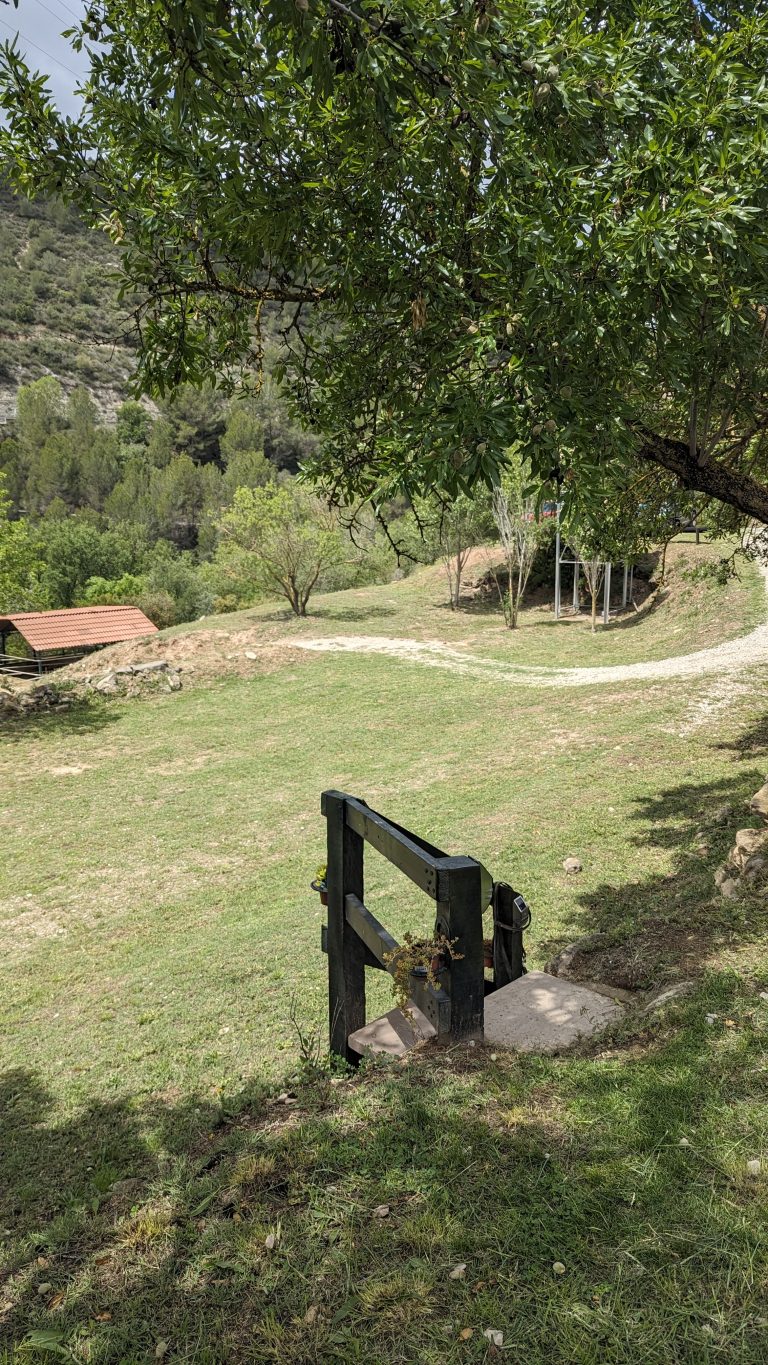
[348,1003,436,1058]
[484,970,624,1053]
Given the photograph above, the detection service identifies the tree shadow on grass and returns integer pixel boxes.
[306,604,399,624]
[539,767,766,989]
[0,698,118,747]
[1,1002,766,1364]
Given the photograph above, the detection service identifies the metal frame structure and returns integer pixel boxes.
[553,510,634,625]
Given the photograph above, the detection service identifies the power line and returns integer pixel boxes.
[0,14,83,79]
[31,0,84,31]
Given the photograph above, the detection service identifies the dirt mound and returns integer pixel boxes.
[60,627,308,688]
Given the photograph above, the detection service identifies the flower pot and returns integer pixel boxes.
[311,878,328,905]
[319,890,328,906]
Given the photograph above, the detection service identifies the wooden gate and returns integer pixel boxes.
[321,789,488,1065]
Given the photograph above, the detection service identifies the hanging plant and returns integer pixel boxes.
[384,932,464,1015]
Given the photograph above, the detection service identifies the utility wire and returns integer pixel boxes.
[0,13,82,78]
[31,0,83,31]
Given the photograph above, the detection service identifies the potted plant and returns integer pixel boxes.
[311,863,328,906]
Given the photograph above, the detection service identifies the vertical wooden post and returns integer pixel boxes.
[323,790,366,1065]
[442,861,484,1040]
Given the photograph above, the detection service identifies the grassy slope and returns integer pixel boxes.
[169,536,767,670]
[2,548,768,1362]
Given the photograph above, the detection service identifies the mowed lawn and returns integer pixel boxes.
[2,566,768,1362]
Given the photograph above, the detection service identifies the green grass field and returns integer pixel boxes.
[2,541,768,1362]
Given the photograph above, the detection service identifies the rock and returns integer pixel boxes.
[244,651,259,661]
[639,980,695,1016]
[719,877,740,900]
[742,855,768,886]
[115,666,135,676]
[746,1158,762,1177]
[166,672,182,691]
[714,864,731,887]
[545,932,608,978]
[132,659,168,673]
[110,1177,143,1198]
[749,783,768,818]
[731,828,768,869]
[562,856,582,875]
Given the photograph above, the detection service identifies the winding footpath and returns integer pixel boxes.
[292,568,768,690]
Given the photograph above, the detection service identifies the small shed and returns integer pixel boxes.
[0,605,158,678]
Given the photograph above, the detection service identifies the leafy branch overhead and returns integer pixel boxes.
[4,2,768,523]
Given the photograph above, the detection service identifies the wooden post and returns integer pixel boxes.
[323,790,366,1064]
[438,860,484,1040]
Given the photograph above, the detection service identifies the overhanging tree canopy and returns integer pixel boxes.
[3,1,768,525]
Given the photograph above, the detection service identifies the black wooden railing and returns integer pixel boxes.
[321,789,488,1064]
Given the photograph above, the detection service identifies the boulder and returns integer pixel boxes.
[749,784,768,818]
[166,672,182,692]
[731,828,768,869]
[719,877,740,900]
[132,659,168,673]
[94,673,118,694]
[562,856,583,875]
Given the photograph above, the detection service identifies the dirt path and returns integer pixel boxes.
[292,570,768,689]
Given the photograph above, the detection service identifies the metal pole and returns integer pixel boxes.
[603,562,612,625]
[622,563,629,609]
[554,523,561,620]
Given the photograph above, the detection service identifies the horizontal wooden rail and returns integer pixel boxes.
[345,894,399,970]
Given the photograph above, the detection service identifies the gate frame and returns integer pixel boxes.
[321,790,485,1065]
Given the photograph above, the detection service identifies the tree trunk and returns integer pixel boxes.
[591,590,598,632]
[636,428,768,525]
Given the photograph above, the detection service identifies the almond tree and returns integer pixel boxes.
[218,481,342,617]
[5,5,768,530]
[429,492,493,610]
[490,462,548,629]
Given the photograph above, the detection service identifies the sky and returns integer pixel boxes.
[0,0,90,116]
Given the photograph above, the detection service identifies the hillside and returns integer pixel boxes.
[0,187,137,424]
[0,188,299,452]
[56,536,768,687]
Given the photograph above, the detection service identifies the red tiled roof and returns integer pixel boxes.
[0,605,158,653]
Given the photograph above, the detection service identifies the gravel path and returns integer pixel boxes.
[293,569,768,689]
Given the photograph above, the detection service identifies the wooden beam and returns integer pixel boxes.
[325,791,366,1065]
[345,893,400,969]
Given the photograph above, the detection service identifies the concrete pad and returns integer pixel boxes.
[348,1003,436,1058]
[484,970,624,1053]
